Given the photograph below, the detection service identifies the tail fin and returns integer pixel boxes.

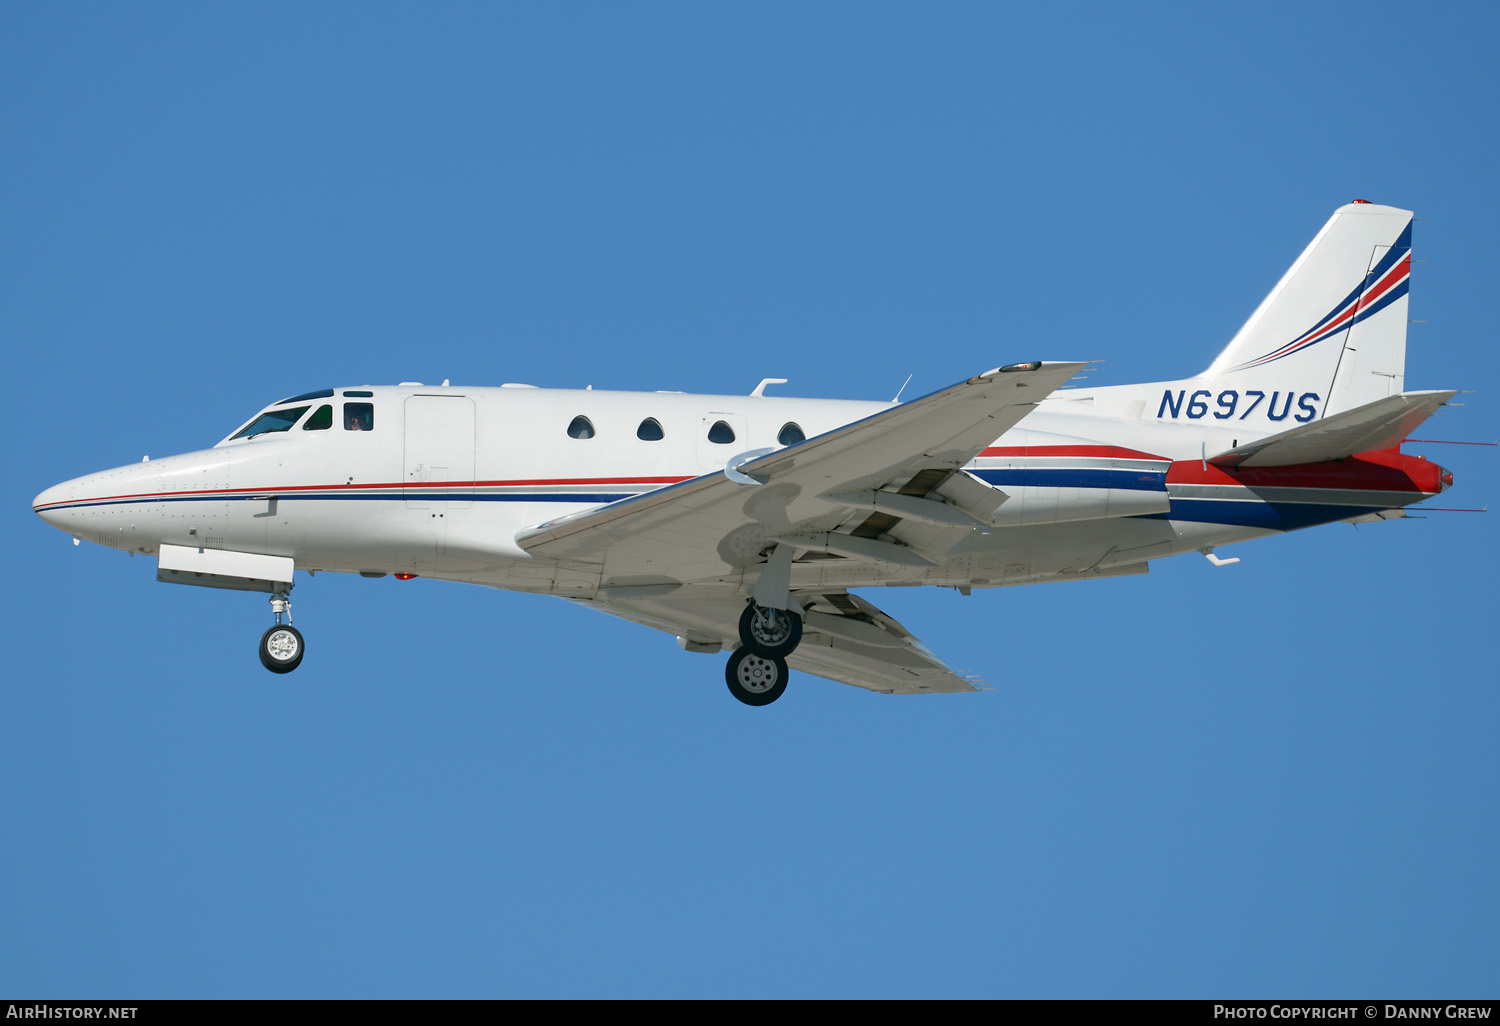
[1204,201,1413,416]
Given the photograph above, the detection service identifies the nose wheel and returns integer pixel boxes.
[260,624,305,673]
[259,585,305,673]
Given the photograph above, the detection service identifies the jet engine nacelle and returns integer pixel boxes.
[941,429,1173,527]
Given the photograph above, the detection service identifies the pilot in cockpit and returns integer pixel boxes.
[344,403,374,431]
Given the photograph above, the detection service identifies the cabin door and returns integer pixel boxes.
[404,395,476,511]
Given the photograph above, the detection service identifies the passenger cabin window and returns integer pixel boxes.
[344,403,374,431]
[707,420,736,444]
[637,417,664,441]
[567,415,595,439]
[232,406,310,440]
[778,422,806,445]
[303,405,333,431]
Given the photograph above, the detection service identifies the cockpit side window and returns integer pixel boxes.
[344,403,374,431]
[232,406,311,440]
[303,405,333,431]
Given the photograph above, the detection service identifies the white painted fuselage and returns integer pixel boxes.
[32,379,1438,599]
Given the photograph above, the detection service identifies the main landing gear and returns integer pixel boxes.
[737,602,802,659]
[725,601,804,706]
[259,585,304,674]
[725,649,789,706]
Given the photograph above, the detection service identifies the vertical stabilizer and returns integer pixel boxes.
[1202,202,1412,415]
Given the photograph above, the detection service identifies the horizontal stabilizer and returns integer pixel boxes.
[1208,390,1455,467]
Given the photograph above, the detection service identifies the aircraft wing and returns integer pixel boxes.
[516,361,1086,578]
[577,586,981,695]
[1208,390,1456,467]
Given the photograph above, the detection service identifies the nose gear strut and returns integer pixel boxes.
[259,582,305,673]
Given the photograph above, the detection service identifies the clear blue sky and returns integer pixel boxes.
[4,1,1496,999]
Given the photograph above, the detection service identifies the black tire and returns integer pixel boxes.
[259,625,305,674]
[737,603,803,658]
[725,648,789,706]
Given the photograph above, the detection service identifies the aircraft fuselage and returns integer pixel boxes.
[34,381,1447,600]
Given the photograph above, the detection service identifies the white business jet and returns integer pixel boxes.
[34,202,1458,705]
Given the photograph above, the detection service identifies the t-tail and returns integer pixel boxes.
[1085,200,1456,522]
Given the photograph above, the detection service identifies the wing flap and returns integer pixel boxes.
[573,586,980,695]
[789,639,978,695]
[789,591,978,694]
[1208,390,1455,467]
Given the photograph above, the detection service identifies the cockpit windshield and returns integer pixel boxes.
[231,405,310,440]
[278,388,335,404]
[225,390,379,444]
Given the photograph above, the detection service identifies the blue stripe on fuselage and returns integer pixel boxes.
[1145,498,1383,530]
[969,468,1167,491]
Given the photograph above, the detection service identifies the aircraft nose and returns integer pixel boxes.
[33,480,77,532]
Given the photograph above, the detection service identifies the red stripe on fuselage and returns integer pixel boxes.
[977,445,1169,461]
[37,475,696,510]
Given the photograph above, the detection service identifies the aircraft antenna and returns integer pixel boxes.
[892,374,914,403]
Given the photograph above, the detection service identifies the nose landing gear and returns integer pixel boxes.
[259,585,304,673]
